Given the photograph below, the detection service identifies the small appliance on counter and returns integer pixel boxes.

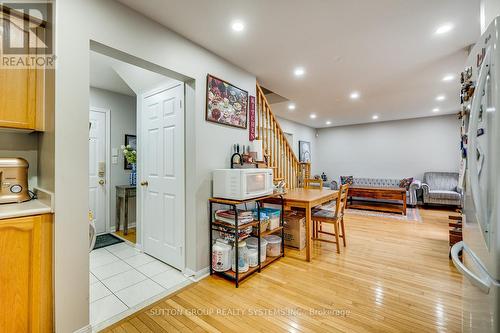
[213,168,274,200]
[0,158,30,204]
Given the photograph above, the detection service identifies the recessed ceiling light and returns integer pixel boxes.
[294,67,305,77]
[442,74,454,82]
[372,115,379,120]
[231,20,245,32]
[325,121,332,125]
[432,108,440,113]
[435,23,453,35]
[309,113,317,119]
[436,95,446,101]
[288,103,296,110]
[350,91,360,99]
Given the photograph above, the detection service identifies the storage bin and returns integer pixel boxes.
[260,207,281,230]
[247,249,258,267]
[264,235,282,257]
[246,236,267,262]
[231,241,249,273]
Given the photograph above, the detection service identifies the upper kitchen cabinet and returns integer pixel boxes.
[0,9,46,131]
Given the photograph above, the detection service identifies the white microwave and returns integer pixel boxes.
[212,168,274,200]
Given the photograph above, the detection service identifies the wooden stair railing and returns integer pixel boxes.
[256,83,311,189]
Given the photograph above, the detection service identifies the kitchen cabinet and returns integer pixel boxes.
[0,214,53,333]
[0,10,45,131]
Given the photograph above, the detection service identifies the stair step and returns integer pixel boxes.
[273,177,284,181]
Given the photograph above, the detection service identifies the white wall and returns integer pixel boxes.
[316,115,461,183]
[90,87,137,230]
[276,116,318,175]
[56,1,256,331]
[481,0,500,33]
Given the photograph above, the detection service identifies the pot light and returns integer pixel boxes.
[325,121,332,125]
[294,67,305,77]
[432,108,440,113]
[350,91,360,100]
[436,95,446,101]
[309,113,317,119]
[372,115,379,120]
[288,103,296,110]
[231,20,245,32]
[435,23,453,35]
[442,74,454,82]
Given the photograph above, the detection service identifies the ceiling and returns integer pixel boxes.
[90,51,179,96]
[117,0,481,127]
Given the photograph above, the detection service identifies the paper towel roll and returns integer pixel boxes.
[252,140,263,161]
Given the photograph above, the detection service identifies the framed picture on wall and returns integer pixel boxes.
[299,140,311,163]
[206,74,249,129]
[124,134,137,170]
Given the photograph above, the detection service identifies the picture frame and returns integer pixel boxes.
[299,140,311,163]
[206,74,249,129]
[124,134,137,170]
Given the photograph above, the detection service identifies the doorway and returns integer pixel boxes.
[88,48,189,328]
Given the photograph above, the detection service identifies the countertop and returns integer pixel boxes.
[0,199,52,220]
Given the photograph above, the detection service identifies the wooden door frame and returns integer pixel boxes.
[89,106,111,235]
[137,82,186,271]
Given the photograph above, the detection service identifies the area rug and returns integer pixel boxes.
[345,208,422,222]
[93,233,124,250]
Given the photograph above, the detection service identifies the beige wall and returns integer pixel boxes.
[56,0,256,331]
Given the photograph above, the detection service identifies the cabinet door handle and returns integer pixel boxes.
[140,181,149,186]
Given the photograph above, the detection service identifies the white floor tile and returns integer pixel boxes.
[150,270,187,289]
[90,250,120,269]
[91,260,132,280]
[101,269,148,293]
[89,273,98,284]
[90,294,128,325]
[105,242,133,254]
[111,246,141,260]
[114,279,165,308]
[135,260,173,277]
[123,253,156,268]
[90,281,112,302]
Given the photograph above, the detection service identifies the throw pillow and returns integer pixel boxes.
[399,177,414,190]
[340,175,353,185]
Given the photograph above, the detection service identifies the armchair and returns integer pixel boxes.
[421,172,463,207]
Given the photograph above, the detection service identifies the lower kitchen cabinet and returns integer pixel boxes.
[0,214,53,333]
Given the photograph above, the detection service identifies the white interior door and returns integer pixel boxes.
[141,83,185,270]
[89,109,109,234]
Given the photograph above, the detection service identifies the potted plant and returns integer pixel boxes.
[121,145,137,186]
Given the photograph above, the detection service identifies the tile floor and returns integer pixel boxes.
[89,241,189,326]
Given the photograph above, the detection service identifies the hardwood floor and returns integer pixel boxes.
[113,228,136,243]
[102,207,463,333]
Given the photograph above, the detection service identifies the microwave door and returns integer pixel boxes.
[244,172,272,197]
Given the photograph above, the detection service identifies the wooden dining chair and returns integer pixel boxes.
[304,178,323,189]
[312,184,349,253]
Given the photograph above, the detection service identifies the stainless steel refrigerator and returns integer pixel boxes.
[451,16,500,333]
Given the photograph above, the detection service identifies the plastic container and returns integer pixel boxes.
[212,239,232,272]
[246,236,267,262]
[247,248,258,267]
[231,241,249,273]
[261,207,281,230]
[264,235,282,257]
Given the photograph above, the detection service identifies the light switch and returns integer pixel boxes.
[112,156,118,164]
[112,148,118,157]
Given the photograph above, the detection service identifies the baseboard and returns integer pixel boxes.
[73,324,92,333]
[112,222,137,232]
[184,266,210,282]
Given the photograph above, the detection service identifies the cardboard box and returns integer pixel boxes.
[284,210,305,250]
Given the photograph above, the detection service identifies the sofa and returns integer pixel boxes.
[330,177,420,206]
[421,172,463,207]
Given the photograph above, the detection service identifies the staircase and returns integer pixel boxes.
[256,83,311,189]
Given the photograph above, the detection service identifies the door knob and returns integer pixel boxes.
[140,181,149,186]
[98,179,105,185]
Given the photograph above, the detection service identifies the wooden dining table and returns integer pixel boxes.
[282,188,339,261]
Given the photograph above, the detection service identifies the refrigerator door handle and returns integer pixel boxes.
[451,241,491,294]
